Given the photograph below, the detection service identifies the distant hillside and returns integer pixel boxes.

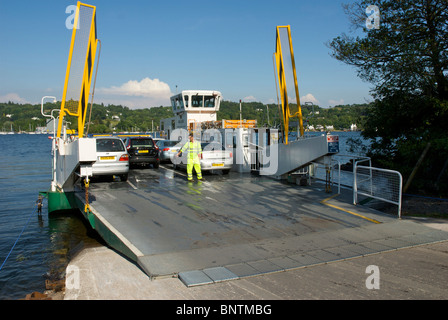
[0,100,371,133]
[218,101,371,130]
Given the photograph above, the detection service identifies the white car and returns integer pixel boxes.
[92,137,129,181]
[174,142,233,174]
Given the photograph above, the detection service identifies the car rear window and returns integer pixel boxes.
[130,139,154,148]
[201,143,225,151]
[164,141,179,147]
[96,138,125,152]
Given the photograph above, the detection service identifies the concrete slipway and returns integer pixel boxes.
[64,165,448,299]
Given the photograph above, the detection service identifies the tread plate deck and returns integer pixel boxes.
[75,166,448,286]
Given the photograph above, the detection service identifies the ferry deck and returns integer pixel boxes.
[47,4,448,288]
[72,164,448,287]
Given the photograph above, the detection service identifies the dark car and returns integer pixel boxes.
[123,136,160,168]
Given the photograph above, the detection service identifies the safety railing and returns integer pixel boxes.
[309,155,371,193]
[353,164,403,218]
[308,154,402,218]
[310,160,341,194]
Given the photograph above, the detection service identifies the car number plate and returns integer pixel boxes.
[100,156,115,160]
[139,150,149,153]
[212,163,224,167]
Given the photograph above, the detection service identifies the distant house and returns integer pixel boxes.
[112,115,120,121]
[31,117,40,120]
[325,125,334,131]
[36,126,47,134]
[350,123,358,131]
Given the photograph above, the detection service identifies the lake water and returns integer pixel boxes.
[0,131,367,300]
[0,134,98,300]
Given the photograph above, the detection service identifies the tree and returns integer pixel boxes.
[330,0,448,100]
[328,0,448,196]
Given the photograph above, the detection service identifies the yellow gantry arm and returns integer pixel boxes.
[274,25,304,144]
[57,2,98,138]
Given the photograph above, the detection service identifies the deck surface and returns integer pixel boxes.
[75,164,448,286]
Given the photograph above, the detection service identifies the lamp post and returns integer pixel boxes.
[41,96,58,191]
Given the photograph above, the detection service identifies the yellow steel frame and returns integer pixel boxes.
[57,2,98,138]
[274,25,304,144]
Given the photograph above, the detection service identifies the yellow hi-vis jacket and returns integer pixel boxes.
[180,141,202,162]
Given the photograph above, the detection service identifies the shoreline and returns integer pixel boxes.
[21,196,448,300]
[63,216,448,300]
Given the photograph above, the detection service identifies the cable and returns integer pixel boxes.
[403,193,448,202]
[86,39,101,137]
[0,205,38,273]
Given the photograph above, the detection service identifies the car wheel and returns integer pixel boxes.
[222,169,230,175]
[153,162,159,169]
[120,174,128,182]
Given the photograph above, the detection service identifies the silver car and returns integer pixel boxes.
[92,137,129,181]
[174,142,233,174]
[156,140,181,162]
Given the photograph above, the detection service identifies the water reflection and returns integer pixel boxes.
[45,210,102,281]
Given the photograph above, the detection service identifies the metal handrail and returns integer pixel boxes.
[354,164,403,219]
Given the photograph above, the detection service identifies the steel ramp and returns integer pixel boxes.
[169,220,448,286]
[259,135,330,176]
[74,169,448,286]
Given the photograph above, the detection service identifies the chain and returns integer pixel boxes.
[84,178,90,213]
[325,166,332,193]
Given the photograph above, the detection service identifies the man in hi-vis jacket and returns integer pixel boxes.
[177,132,202,181]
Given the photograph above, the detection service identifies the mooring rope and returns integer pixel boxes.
[0,201,41,273]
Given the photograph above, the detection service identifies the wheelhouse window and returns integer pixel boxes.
[190,95,216,108]
[175,97,183,110]
[191,95,203,108]
[204,95,215,108]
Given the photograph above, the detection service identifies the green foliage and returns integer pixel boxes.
[328,0,448,196]
[0,101,50,131]
[1,100,369,133]
[218,100,370,130]
[0,101,172,133]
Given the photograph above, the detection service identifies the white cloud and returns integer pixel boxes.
[243,95,257,102]
[288,95,297,103]
[97,77,173,109]
[300,93,319,105]
[0,93,30,104]
[328,99,345,106]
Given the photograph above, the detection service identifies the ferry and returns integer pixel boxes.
[42,2,448,287]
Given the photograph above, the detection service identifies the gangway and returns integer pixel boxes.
[248,129,338,177]
[44,2,100,213]
[249,25,339,177]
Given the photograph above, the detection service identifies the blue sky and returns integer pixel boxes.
[0,0,373,109]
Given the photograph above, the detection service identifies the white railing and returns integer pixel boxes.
[309,154,403,218]
[353,164,403,218]
[310,160,341,194]
[310,154,372,194]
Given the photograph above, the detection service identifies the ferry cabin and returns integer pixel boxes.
[160,90,222,137]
